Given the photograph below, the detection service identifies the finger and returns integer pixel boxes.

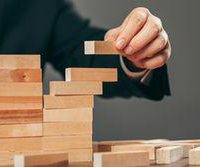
[116,8,149,50]
[104,27,121,41]
[124,16,162,56]
[131,30,168,61]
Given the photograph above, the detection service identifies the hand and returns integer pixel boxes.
[105,7,171,70]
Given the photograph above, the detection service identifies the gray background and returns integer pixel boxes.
[44,0,200,140]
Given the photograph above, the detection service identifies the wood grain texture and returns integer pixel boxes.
[0,69,42,82]
[50,81,102,95]
[84,41,120,55]
[0,83,42,96]
[156,146,183,164]
[0,109,43,124]
[65,68,117,82]
[42,135,92,151]
[0,55,41,69]
[44,95,94,109]
[68,149,93,163]
[189,147,200,165]
[43,122,92,136]
[0,123,42,138]
[0,96,42,110]
[43,108,93,122]
[93,151,149,167]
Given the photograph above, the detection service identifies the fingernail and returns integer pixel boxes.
[116,38,126,49]
[124,46,134,55]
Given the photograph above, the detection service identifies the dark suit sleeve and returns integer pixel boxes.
[47,0,170,100]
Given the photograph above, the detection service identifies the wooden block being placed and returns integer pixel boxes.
[0,109,42,124]
[43,122,92,136]
[43,108,93,122]
[0,55,41,69]
[14,153,68,167]
[0,69,42,82]
[0,96,42,110]
[50,81,102,95]
[156,146,183,164]
[0,83,42,96]
[42,136,92,151]
[0,123,42,138]
[65,68,117,82]
[93,151,149,167]
[189,147,200,165]
[85,41,120,55]
[44,95,94,109]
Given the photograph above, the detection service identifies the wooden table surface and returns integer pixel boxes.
[68,159,200,167]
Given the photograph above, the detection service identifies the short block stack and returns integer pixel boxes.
[43,67,118,163]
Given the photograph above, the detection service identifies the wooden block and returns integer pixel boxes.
[0,137,42,152]
[0,123,42,138]
[111,144,161,160]
[42,135,92,151]
[156,146,183,164]
[14,153,68,167]
[50,81,102,95]
[43,122,92,136]
[0,96,42,110]
[93,151,149,167]
[0,69,42,82]
[189,147,200,165]
[0,55,41,69]
[84,41,120,55]
[0,109,43,124]
[69,149,92,163]
[65,68,117,82]
[0,83,42,96]
[44,95,94,109]
[43,108,93,122]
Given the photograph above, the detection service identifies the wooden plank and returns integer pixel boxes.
[43,108,93,122]
[0,54,41,69]
[0,109,42,124]
[156,146,183,164]
[44,95,94,109]
[43,122,92,136]
[65,68,117,82]
[93,151,149,167]
[69,149,92,163]
[42,136,92,151]
[84,41,120,55]
[0,137,42,152]
[0,123,42,138]
[0,69,42,82]
[14,153,68,167]
[50,81,102,95]
[0,96,42,110]
[189,147,200,165]
[0,83,42,96]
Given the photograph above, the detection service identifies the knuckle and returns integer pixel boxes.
[151,23,162,34]
[158,36,167,49]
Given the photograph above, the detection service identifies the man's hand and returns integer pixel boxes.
[105,7,171,70]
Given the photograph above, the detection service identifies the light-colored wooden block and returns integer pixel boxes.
[0,123,42,138]
[93,151,149,167]
[50,81,102,95]
[0,96,42,110]
[43,108,93,122]
[84,41,120,55]
[111,144,161,160]
[42,135,92,151]
[0,55,41,69]
[0,137,42,152]
[65,68,117,82]
[189,147,200,165]
[44,95,94,109]
[156,146,183,164]
[43,122,92,136]
[14,153,68,167]
[0,69,42,82]
[0,83,42,96]
[0,109,43,124]
[69,149,92,163]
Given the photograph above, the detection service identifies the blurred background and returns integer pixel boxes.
[44,0,200,140]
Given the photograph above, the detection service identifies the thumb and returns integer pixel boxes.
[104,27,121,41]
